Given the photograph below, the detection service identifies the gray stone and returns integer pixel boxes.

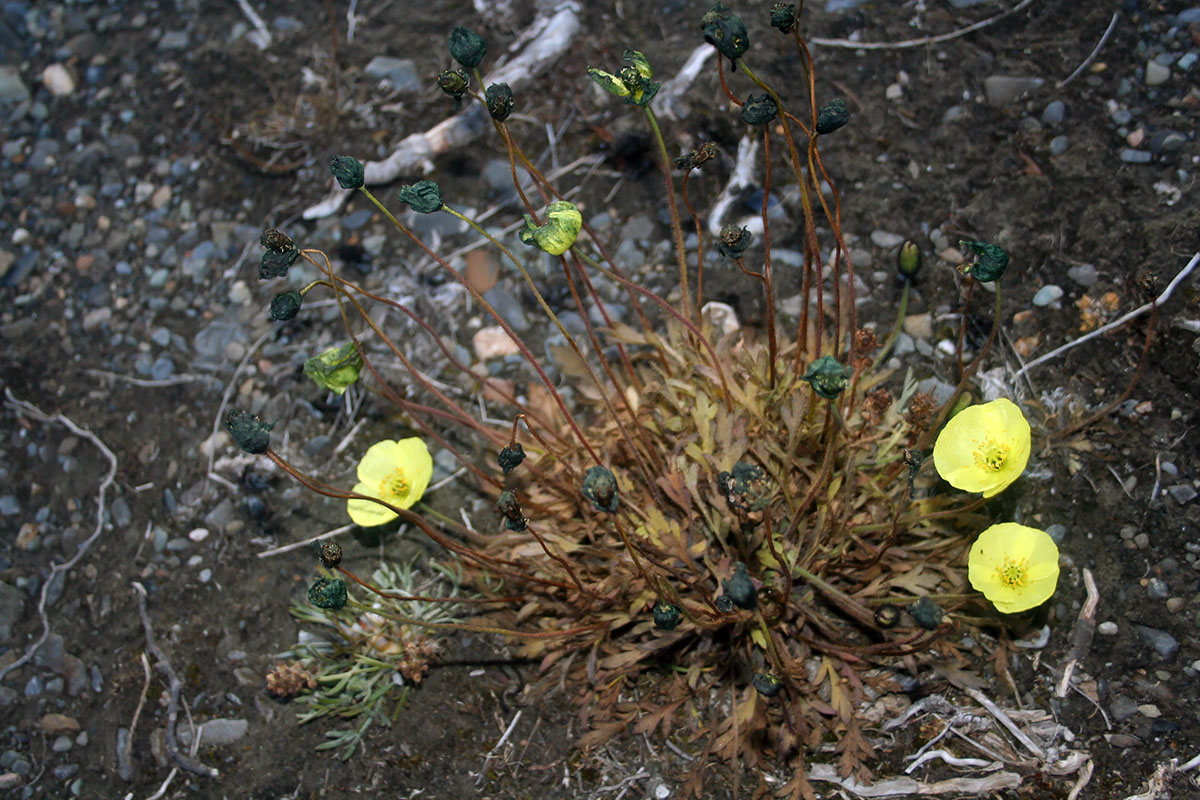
[180,240,216,281]
[825,0,861,10]
[52,735,72,753]
[1031,284,1063,307]
[941,105,967,124]
[1136,625,1179,659]
[1146,578,1169,600]
[0,495,18,515]
[158,31,190,50]
[24,675,43,696]
[150,357,174,381]
[1144,61,1171,87]
[1149,130,1187,155]
[193,321,246,363]
[983,76,1044,106]
[1179,9,1200,24]
[1119,149,1152,164]
[53,764,79,781]
[1178,52,1198,71]
[1049,135,1070,156]
[363,57,421,92]
[1098,621,1119,635]
[1110,109,1132,126]
[1041,100,1066,124]
[869,230,905,249]
[110,497,132,527]
[203,498,236,531]
[1110,694,1138,722]
[0,65,30,106]
[483,159,514,192]
[0,581,25,641]
[1045,524,1067,544]
[1167,484,1197,505]
[177,718,248,747]
[1067,263,1098,287]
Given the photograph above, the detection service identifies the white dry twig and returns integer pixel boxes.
[963,686,1045,760]
[707,134,758,237]
[904,749,994,774]
[1056,568,1099,697]
[0,392,119,684]
[1058,11,1119,89]
[235,0,271,51]
[1013,251,1200,383]
[809,0,1037,50]
[808,763,1020,796]
[257,523,356,558]
[651,44,715,122]
[303,1,582,220]
[1120,754,1200,800]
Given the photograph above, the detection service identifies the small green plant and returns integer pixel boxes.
[231,4,1062,796]
[272,555,468,759]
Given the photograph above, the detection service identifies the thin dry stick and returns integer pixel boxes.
[257,523,356,558]
[963,685,1045,760]
[1056,568,1099,698]
[207,328,274,485]
[1058,11,1119,89]
[133,582,220,778]
[0,392,118,684]
[809,0,1037,50]
[1015,251,1197,383]
[122,651,153,781]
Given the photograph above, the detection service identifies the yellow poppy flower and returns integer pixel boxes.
[346,438,433,526]
[968,523,1060,613]
[932,398,1030,498]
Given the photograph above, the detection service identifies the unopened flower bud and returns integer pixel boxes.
[715,594,736,613]
[498,442,526,474]
[448,25,487,69]
[815,98,850,134]
[897,239,922,280]
[909,596,944,630]
[259,246,299,280]
[260,228,294,251]
[769,3,797,33]
[485,82,514,121]
[723,561,757,610]
[874,604,901,629]
[437,68,470,103]
[269,291,303,321]
[398,180,444,214]
[319,540,342,569]
[329,154,364,189]
[581,465,619,513]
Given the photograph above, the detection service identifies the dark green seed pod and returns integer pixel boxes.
[715,224,753,259]
[801,354,849,400]
[909,596,944,631]
[224,409,274,454]
[308,577,347,610]
[259,245,298,280]
[769,3,797,33]
[874,604,901,629]
[448,25,487,69]
[716,462,770,513]
[498,442,526,475]
[701,3,750,62]
[715,594,736,613]
[815,98,850,134]
[652,602,683,630]
[485,82,514,121]
[269,291,303,321]
[329,155,365,190]
[319,540,342,569]
[398,180,444,214]
[897,239,922,281]
[496,489,527,532]
[723,561,757,610]
[741,93,778,126]
[260,228,293,251]
[753,672,783,698]
[959,240,1009,283]
[581,465,619,513]
[437,68,470,103]
[675,141,718,171]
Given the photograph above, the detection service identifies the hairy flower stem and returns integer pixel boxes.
[680,172,706,311]
[643,106,692,323]
[873,279,912,370]
[760,126,779,386]
[358,187,604,466]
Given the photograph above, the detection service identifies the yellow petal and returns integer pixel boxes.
[347,481,399,527]
[356,440,402,484]
[391,437,433,509]
[967,523,1059,614]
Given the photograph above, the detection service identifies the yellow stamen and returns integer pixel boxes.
[995,556,1028,588]
[381,470,409,498]
[973,437,1009,472]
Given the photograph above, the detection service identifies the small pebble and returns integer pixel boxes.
[1045,524,1066,544]
[1041,100,1066,124]
[1136,625,1179,659]
[1119,149,1152,164]
[1166,597,1186,613]
[1144,61,1171,86]
[1049,135,1070,156]
[1067,263,1098,287]
[1167,484,1197,505]
[870,230,906,249]
[1145,577,1169,600]
[1032,285,1063,307]
[1138,703,1162,718]
[1098,621,1118,635]
[187,528,210,542]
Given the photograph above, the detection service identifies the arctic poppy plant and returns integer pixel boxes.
[932,398,1030,498]
[347,438,433,526]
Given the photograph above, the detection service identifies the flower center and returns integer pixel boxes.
[973,437,1009,472]
[379,469,409,500]
[994,556,1029,589]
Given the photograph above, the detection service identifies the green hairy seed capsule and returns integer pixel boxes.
[496,489,527,531]
[740,94,778,126]
[485,82,514,121]
[398,180,444,214]
[715,224,752,258]
[581,465,619,513]
[498,443,526,475]
[319,541,343,569]
[801,355,848,400]
[816,98,850,134]
[897,240,922,280]
[308,577,347,610]
[224,409,273,454]
[909,596,944,630]
[329,154,365,190]
[437,68,470,102]
[260,228,293,251]
[723,562,757,610]
[269,291,303,321]
[304,342,363,395]
[520,201,582,256]
[769,3,797,33]
[959,240,1009,282]
[701,3,749,62]
[652,602,682,630]
[753,672,783,698]
[448,25,487,69]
